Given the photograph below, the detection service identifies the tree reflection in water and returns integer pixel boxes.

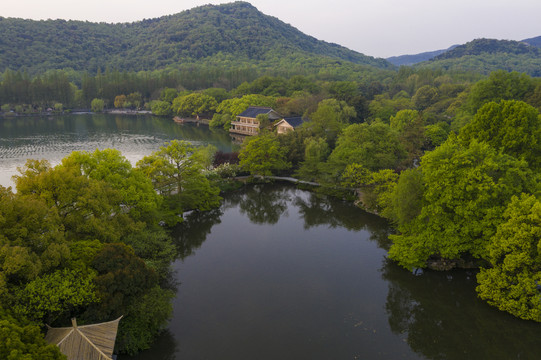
[122,329,178,360]
[237,184,290,225]
[294,190,393,250]
[171,208,223,259]
[382,259,541,360]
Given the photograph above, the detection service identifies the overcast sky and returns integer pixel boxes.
[3,0,541,58]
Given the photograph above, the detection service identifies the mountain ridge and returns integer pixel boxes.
[0,2,392,75]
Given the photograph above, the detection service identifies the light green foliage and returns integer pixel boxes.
[465,70,535,114]
[90,98,105,112]
[63,149,160,221]
[216,94,276,117]
[424,122,450,148]
[389,136,537,269]
[150,100,172,116]
[13,269,98,323]
[172,93,218,118]
[340,165,398,213]
[127,92,142,109]
[390,109,425,166]
[460,100,541,169]
[367,169,399,214]
[160,88,178,103]
[53,103,63,112]
[0,306,66,360]
[477,194,541,321]
[390,109,420,133]
[137,140,221,217]
[238,133,291,176]
[296,137,329,181]
[368,93,413,122]
[256,113,270,130]
[14,158,140,242]
[326,121,406,175]
[209,113,232,130]
[385,168,424,225]
[340,163,372,188]
[305,98,356,145]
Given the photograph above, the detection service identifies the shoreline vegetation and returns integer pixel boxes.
[2,67,541,358]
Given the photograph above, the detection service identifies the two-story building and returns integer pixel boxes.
[229,106,281,136]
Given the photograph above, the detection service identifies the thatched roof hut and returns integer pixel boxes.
[45,317,122,360]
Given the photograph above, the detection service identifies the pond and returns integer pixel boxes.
[126,184,541,360]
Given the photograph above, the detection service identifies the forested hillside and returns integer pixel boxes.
[386,45,458,66]
[415,39,541,76]
[0,1,391,75]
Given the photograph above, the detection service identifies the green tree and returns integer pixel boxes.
[460,100,541,169]
[136,140,221,217]
[150,100,172,116]
[13,269,98,324]
[238,133,290,176]
[62,149,160,222]
[0,306,65,360]
[171,93,218,118]
[160,88,178,103]
[90,98,105,112]
[476,194,541,321]
[465,70,535,114]
[389,135,538,270]
[412,85,438,110]
[326,121,406,176]
[305,98,356,146]
[295,137,329,181]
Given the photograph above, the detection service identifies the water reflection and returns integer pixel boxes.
[120,330,178,360]
[171,208,223,259]
[382,260,541,359]
[0,114,233,188]
[294,191,393,249]
[238,184,290,224]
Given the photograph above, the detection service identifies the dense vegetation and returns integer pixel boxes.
[416,39,541,76]
[0,141,228,356]
[0,2,390,76]
[221,69,541,324]
[3,0,541,355]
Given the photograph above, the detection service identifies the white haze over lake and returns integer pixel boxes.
[3,0,541,58]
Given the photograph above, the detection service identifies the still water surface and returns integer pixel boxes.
[127,184,541,360]
[1,114,540,359]
[0,114,232,187]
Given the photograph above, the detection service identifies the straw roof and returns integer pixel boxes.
[45,317,122,360]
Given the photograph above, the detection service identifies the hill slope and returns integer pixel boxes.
[522,35,541,48]
[0,2,392,75]
[414,38,541,76]
[386,45,458,66]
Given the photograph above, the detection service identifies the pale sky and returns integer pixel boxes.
[2,0,541,58]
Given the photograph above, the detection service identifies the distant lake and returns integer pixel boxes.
[0,113,233,188]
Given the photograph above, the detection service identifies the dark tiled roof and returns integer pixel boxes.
[282,117,308,128]
[237,106,275,118]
